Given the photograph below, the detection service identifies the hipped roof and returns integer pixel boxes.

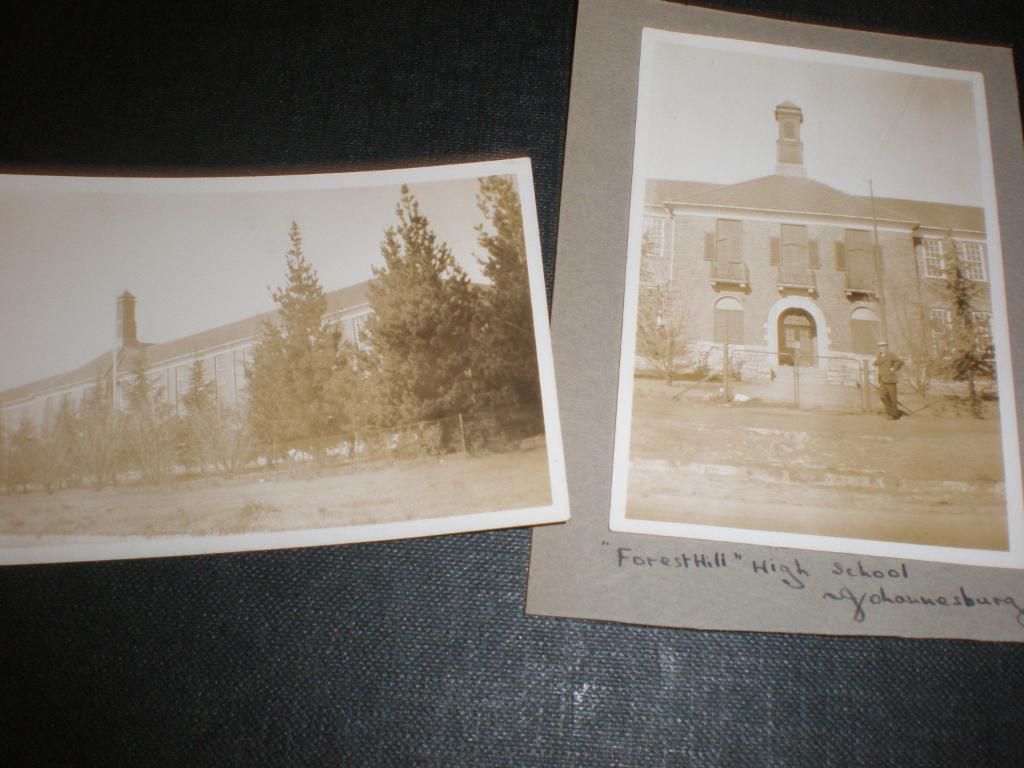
[646,175,985,233]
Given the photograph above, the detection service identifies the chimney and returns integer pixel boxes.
[116,291,138,347]
[774,101,806,177]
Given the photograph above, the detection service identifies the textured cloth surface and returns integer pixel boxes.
[2,1,1024,765]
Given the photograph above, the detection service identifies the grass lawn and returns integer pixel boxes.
[0,443,552,543]
[626,379,1009,550]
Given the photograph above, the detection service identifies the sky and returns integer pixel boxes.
[0,171,505,392]
[642,32,987,206]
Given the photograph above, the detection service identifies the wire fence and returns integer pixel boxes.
[658,341,997,415]
[258,404,546,477]
[656,342,883,413]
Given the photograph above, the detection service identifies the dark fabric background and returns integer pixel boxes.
[2,1,1023,765]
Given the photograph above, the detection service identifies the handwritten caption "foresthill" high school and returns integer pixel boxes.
[610,544,1024,628]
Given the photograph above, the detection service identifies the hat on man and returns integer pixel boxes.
[877,340,888,347]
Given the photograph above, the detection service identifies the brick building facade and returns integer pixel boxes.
[0,282,372,430]
[641,102,992,395]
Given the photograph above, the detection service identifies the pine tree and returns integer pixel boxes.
[8,415,41,493]
[472,175,542,411]
[247,221,356,459]
[364,186,477,427]
[76,370,120,490]
[178,357,214,470]
[39,396,79,492]
[181,356,253,476]
[123,354,176,484]
[940,236,994,416]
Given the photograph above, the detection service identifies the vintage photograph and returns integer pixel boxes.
[0,159,567,564]
[610,30,1024,567]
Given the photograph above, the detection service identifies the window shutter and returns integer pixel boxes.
[704,232,715,261]
[808,240,820,269]
[769,237,780,267]
[835,241,846,271]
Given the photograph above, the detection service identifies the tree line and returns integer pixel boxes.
[2,175,543,493]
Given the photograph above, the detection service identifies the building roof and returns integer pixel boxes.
[0,281,372,407]
[647,174,985,232]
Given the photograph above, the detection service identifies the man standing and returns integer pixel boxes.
[873,341,904,420]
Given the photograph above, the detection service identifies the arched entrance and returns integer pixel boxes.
[778,308,817,366]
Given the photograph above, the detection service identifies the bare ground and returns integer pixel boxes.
[0,445,552,543]
[627,379,1009,550]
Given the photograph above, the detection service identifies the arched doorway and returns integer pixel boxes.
[778,308,817,366]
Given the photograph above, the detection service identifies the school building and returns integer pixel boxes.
[642,101,993,402]
[0,282,372,429]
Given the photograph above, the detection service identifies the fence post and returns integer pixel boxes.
[793,355,800,408]
[723,342,731,402]
[458,413,467,454]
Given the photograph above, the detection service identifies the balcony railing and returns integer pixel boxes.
[777,265,817,294]
[843,271,879,298]
[710,260,749,288]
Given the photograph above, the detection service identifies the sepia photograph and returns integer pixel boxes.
[0,159,567,564]
[610,30,1024,568]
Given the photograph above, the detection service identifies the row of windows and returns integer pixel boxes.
[921,238,987,281]
[713,303,881,355]
[710,300,993,358]
[928,308,993,354]
[642,216,988,284]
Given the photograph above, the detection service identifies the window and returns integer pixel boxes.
[961,242,987,282]
[972,310,993,348]
[850,307,880,355]
[233,348,248,398]
[643,216,666,260]
[922,239,945,278]
[715,219,742,264]
[215,353,229,407]
[351,314,369,348]
[175,365,189,413]
[929,308,952,354]
[713,297,744,344]
[922,238,987,282]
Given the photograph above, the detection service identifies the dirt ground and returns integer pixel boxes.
[0,445,552,543]
[626,378,1009,550]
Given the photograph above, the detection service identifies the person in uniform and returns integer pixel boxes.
[873,341,904,420]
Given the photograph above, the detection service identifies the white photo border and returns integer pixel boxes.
[0,157,569,565]
[609,28,1024,569]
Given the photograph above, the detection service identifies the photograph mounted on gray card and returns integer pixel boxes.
[0,159,568,565]
[610,29,1024,568]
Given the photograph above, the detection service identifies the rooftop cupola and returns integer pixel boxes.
[775,101,806,177]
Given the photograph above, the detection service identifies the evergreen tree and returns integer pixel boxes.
[472,175,542,411]
[247,221,357,459]
[940,236,994,416]
[364,186,477,426]
[182,356,253,476]
[9,415,41,493]
[39,396,79,492]
[179,357,215,470]
[76,370,120,490]
[123,355,176,484]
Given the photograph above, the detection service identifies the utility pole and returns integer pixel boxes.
[868,179,889,342]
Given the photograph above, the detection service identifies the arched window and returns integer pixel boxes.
[714,297,744,344]
[850,307,880,355]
